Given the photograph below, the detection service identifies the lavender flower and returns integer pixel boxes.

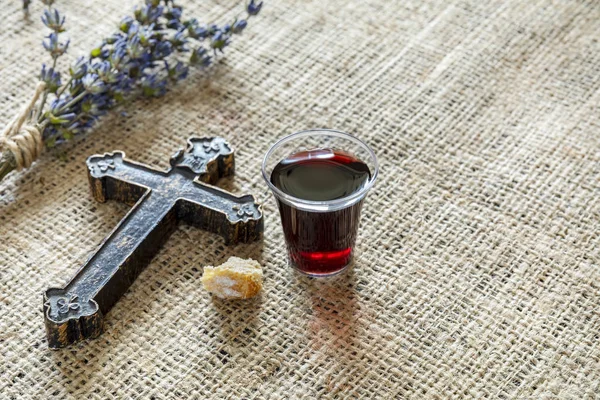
[169,29,188,51]
[69,57,87,79]
[135,4,163,24]
[126,35,145,59]
[109,47,127,69]
[82,74,106,94]
[138,24,157,47]
[166,61,189,81]
[142,74,167,97]
[41,9,65,32]
[154,40,173,59]
[68,79,83,96]
[43,32,69,59]
[247,0,263,16]
[232,20,248,34]
[1,0,263,181]
[40,65,61,93]
[47,98,76,124]
[210,31,230,53]
[187,20,209,40]
[28,0,263,146]
[190,47,211,67]
[120,16,135,33]
[80,96,108,117]
[94,61,121,84]
[165,6,183,29]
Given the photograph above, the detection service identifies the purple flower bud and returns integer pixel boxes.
[166,19,181,30]
[138,25,157,47]
[64,120,93,136]
[207,24,219,35]
[126,35,145,59]
[47,98,76,125]
[168,6,182,20]
[69,57,88,79]
[120,16,135,33]
[189,24,208,40]
[43,33,70,59]
[127,21,140,38]
[93,61,120,84]
[166,61,189,81]
[40,64,61,93]
[154,41,173,59]
[165,6,183,28]
[141,74,167,97]
[232,20,247,34]
[69,79,84,96]
[210,31,230,53]
[134,4,163,25]
[82,74,106,94]
[105,33,124,45]
[190,47,211,67]
[41,9,65,33]
[247,0,263,16]
[170,29,188,51]
[114,77,134,97]
[81,95,108,117]
[109,47,127,69]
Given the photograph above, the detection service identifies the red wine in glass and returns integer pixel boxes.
[270,148,371,275]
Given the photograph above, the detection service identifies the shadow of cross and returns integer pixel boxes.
[42,137,263,349]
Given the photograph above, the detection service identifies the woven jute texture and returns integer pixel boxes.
[1,0,599,398]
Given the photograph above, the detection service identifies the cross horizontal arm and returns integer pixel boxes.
[178,181,263,244]
[87,152,169,204]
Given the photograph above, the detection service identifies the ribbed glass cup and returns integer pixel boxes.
[262,129,378,276]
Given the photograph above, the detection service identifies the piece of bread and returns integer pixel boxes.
[201,256,263,299]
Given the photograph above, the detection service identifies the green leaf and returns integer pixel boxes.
[46,137,57,148]
[62,131,74,140]
[91,48,102,58]
[142,87,155,97]
[113,92,125,103]
[47,114,71,125]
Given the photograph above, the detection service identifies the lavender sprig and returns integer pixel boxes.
[43,0,261,146]
[2,0,262,181]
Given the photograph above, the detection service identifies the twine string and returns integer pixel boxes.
[0,81,46,170]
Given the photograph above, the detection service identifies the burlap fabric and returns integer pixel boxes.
[1,0,599,398]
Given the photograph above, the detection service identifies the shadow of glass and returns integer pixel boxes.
[294,263,361,352]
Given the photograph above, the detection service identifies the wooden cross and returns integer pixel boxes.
[43,137,263,349]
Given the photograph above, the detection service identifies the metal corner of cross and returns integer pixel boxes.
[42,136,264,349]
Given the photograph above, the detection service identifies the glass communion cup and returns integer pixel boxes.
[262,129,379,277]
